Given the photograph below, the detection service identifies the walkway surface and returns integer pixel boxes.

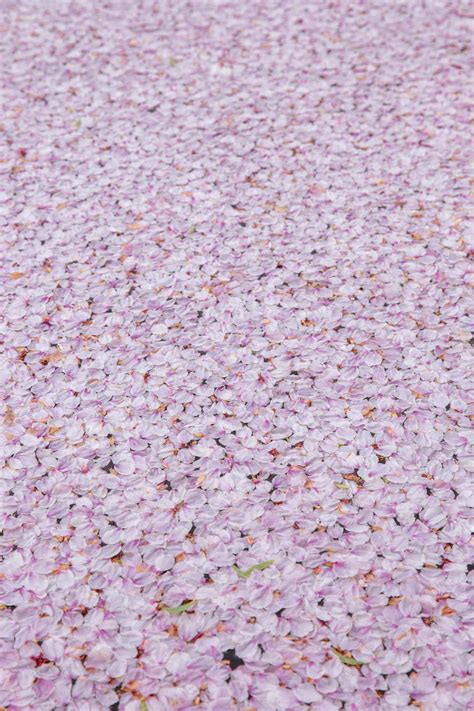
[1,1,473,709]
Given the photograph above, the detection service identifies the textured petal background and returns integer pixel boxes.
[0,0,473,709]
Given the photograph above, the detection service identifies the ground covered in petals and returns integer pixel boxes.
[1,1,473,710]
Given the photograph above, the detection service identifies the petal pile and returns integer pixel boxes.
[0,1,473,710]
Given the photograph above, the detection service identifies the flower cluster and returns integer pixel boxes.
[0,0,472,709]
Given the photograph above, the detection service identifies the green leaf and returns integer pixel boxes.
[169,57,178,67]
[140,702,148,711]
[232,565,247,578]
[332,649,364,666]
[163,600,195,614]
[335,482,349,489]
[233,560,274,578]
[75,119,81,128]
[252,559,274,572]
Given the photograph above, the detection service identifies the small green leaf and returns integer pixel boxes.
[232,565,247,578]
[332,649,364,666]
[335,482,349,489]
[169,57,178,67]
[140,702,148,711]
[75,119,81,128]
[233,560,274,578]
[253,559,275,572]
[163,600,195,614]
